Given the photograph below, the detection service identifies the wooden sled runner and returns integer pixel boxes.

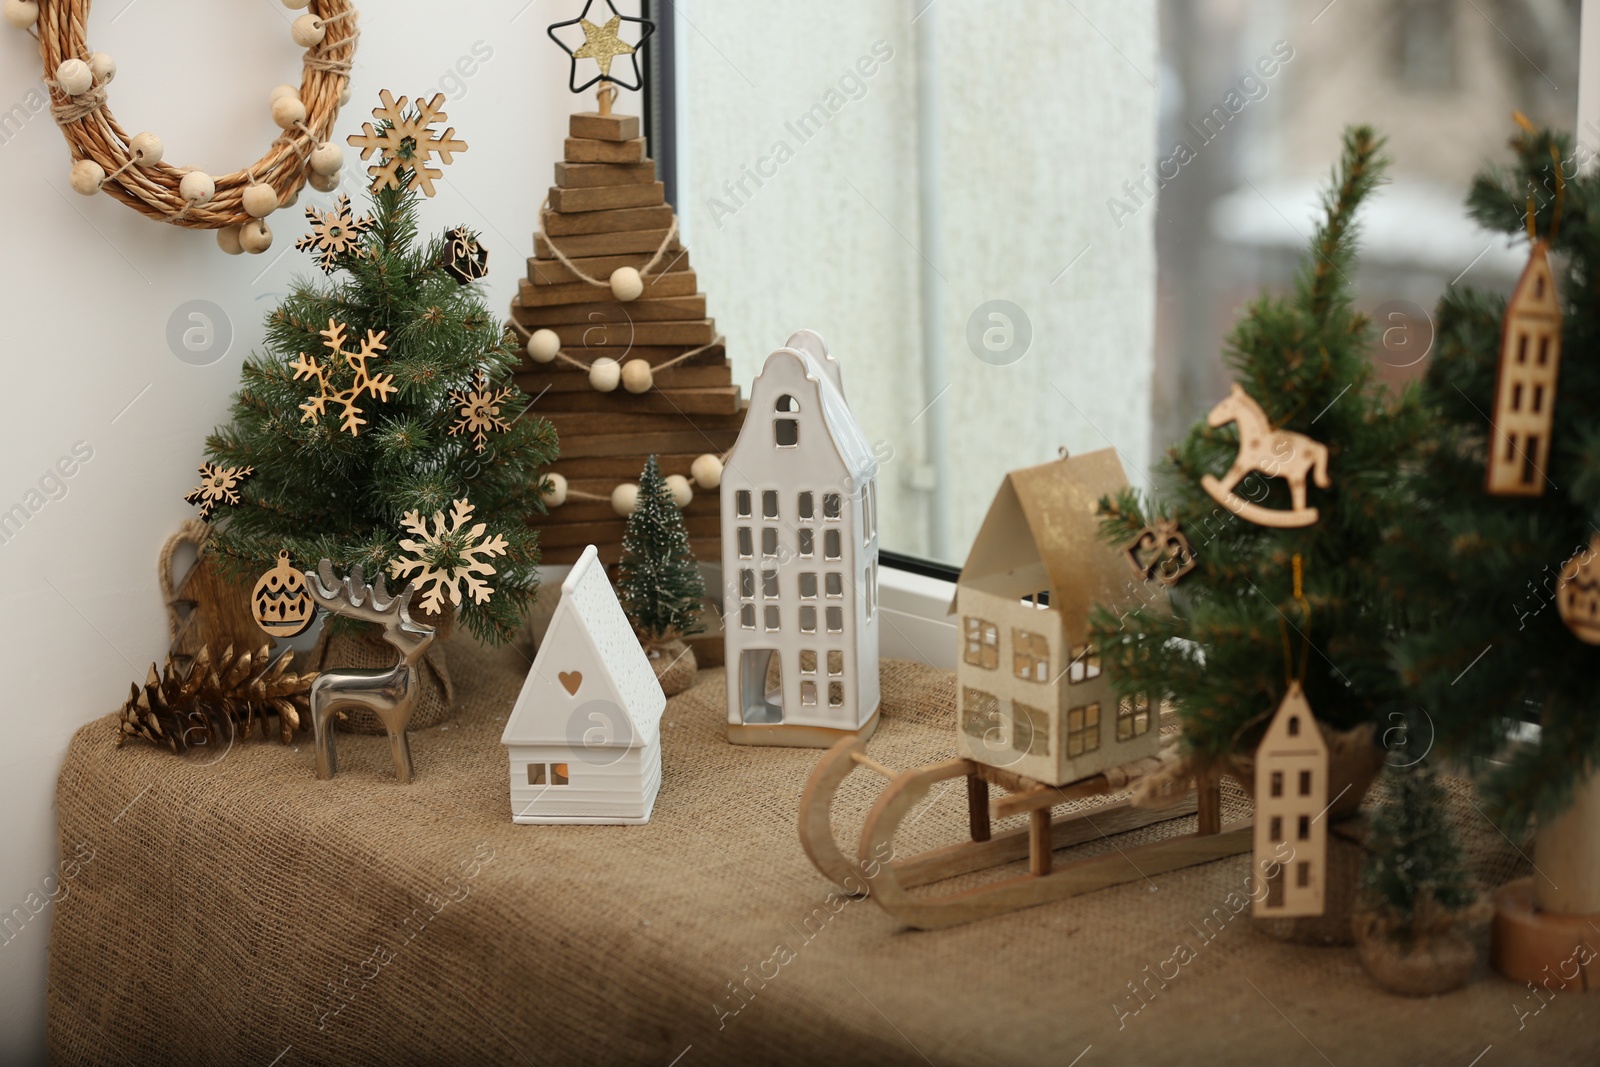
[798,737,1252,930]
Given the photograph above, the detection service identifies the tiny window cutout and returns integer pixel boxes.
[826,606,844,633]
[1013,630,1050,683]
[1297,814,1310,841]
[739,568,755,599]
[737,526,753,558]
[1115,693,1151,741]
[764,605,780,632]
[1287,715,1300,737]
[823,493,841,519]
[1296,861,1311,888]
[1066,704,1100,757]
[826,573,844,598]
[762,527,779,557]
[799,572,818,598]
[762,569,779,598]
[867,482,877,538]
[1523,436,1541,485]
[828,650,843,675]
[1299,770,1312,796]
[962,688,1000,740]
[798,529,815,557]
[1538,335,1550,365]
[962,617,1000,670]
[865,563,875,620]
[551,763,569,786]
[1511,382,1524,412]
[1517,334,1528,363]
[801,681,817,705]
[1533,384,1545,413]
[740,604,756,630]
[829,681,845,707]
[1269,815,1282,841]
[1068,644,1101,684]
[736,490,752,518]
[762,490,779,519]
[527,763,546,786]
[775,419,799,447]
[1266,867,1285,909]
[1270,771,1284,798]
[799,650,817,673]
[1505,432,1519,462]
[776,393,800,413]
[798,492,814,520]
[1535,276,1545,298]
[799,605,817,633]
[824,530,842,560]
[1013,702,1050,757]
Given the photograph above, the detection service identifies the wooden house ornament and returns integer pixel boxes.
[1251,682,1329,918]
[720,330,881,747]
[1486,240,1561,496]
[501,544,667,823]
[951,449,1166,786]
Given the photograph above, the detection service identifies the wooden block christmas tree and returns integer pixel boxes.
[515,3,744,568]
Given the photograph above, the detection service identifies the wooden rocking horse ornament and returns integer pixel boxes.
[1200,384,1331,528]
[303,560,437,784]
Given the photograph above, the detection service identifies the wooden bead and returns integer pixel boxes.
[338,83,351,106]
[239,219,273,254]
[88,52,116,85]
[291,14,325,47]
[611,483,639,517]
[56,59,92,97]
[68,159,104,196]
[309,142,344,176]
[610,266,644,302]
[541,473,568,508]
[283,0,311,8]
[3,1,39,30]
[527,329,560,363]
[129,132,163,167]
[217,225,245,255]
[179,170,215,205]
[271,95,307,130]
[589,357,621,393]
[308,168,341,193]
[242,182,279,218]
[665,474,693,509]
[621,358,653,394]
[269,83,300,104]
[690,453,723,490]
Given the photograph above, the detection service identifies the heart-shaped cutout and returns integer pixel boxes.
[559,671,582,696]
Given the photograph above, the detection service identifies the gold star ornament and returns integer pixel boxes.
[548,2,655,93]
[573,16,635,81]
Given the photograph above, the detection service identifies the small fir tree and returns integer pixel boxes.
[1088,127,1425,772]
[615,455,706,643]
[1360,763,1479,944]
[201,169,558,644]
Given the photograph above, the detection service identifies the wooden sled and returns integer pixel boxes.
[798,737,1252,930]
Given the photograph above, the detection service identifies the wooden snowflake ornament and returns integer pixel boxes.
[295,195,371,273]
[184,462,254,521]
[347,90,468,197]
[292,319,396,436]
[387,498,509,612]
[447,370,515,454]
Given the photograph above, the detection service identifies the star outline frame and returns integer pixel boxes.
[547,0,656,94]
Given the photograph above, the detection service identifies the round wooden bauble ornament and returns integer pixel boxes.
[589,357,621,393]
[291,14,325,47]
[690,453,722,490]
[609,266,643,302]
[1557,536,1600,644]
[69,159,105,196]
[527,329,560,363]
[252,550,317,637]
[239,218,273,254]
[665,474,693,509]
[55,58,92,96]
[621,358,653,394]
[242,182,278,218]
[309,141,344,176]
[3,0,39,30]
[307,168,341,193]
[179,170,215,205]
[611,483,639,516]
[541,472,568,508]
[272,94,308,130]
[130,131,163,167]
[217,225,244,255]
[87,51,115,84]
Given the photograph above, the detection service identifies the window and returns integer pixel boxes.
[1066,702,1100,757]
[825,573,843,598]
[735,490,751,518]
[739,568,754,599]
[762,527,779,557]
[1296,861,1311,888]
[798,491,814,520]
[962,688,1000,741]
[1115,693,1151,741]
[527,763,568,786]
[775,419,798,447]
[1287,715,1300,737]
[963,616,999,669]
[800,649,817,674]
[799,572,817,598]
[1012,629,1049,683]
[1298,770,1313,797]
[823,493,841,519]
[527,763,545,785]
[826,606,843,633]
[798,529,814,557]
[1269,815,1282,842]
[761,569,779,598]
[1297,815,1310,841]
[829,681,845,707]
[799,605,816,633]
[1068,644,1101,684]
[740,603,755,629]
[764,605,780,631]
[1269,771,1284,798]
[551,763,569,785]
[737,526,752,558]
[827,650,843,675]
[824,530,841,560]
[1012,702,1050,757]
[865,562,875,620]
[762,490,779,519]
[865,481,877,539]
[801,680,817,705]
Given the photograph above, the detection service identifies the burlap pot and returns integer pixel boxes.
[310,611,455,734]
[1353,912,1477,996]
[646,637,697,697]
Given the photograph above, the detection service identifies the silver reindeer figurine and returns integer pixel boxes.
[304,560,437,784]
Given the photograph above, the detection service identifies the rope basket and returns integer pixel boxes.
[26,0,358,236]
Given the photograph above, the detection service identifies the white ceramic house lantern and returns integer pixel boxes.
[720,330,881,747]
[501,545,667,823]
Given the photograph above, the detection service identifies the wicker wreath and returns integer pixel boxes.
[7,0,359,254]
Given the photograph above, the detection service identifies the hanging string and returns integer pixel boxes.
[538,198,680,287]
[1512,110,1565,242]
[1278,553,1312,688]
[546,333,726,378]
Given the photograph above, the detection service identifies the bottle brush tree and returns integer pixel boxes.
[615,455,706,646]
[1359,763,1480,943]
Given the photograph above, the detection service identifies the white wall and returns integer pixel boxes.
[0,2,608,1057]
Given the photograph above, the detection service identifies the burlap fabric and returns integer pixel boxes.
[48,644,1597,1066]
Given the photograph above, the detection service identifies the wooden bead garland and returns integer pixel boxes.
[547,452,725,517]
[19,0,359,249]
